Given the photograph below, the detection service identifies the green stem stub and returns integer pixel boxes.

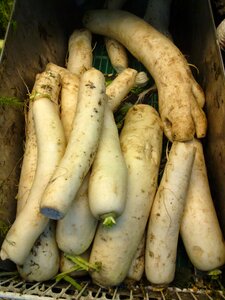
[102,213,117,227]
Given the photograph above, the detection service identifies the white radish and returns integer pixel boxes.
[17,221,59,282]
[60,71,80,141]
[105,37,128,73]
[16,99,59,282]
[126,231,146,282]
[67,29,93,76]
[83,9,207,142]
[89,104,163,287]
[145,141,196,286]
[0,70,66,265]
[88,103,127,226]
[106,68,137,112]
[40,68,106,220]
[180,138,225,271]
[56,172,98,255]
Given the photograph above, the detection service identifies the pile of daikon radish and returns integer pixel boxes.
[1,7,225,289]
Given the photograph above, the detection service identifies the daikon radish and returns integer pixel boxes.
[145,141,196,286]
[16,102,37,214]
[180,138,225,271]
[56,172,98,255]
[16,99,59,282]
[105,37,128,73]
[67,29,93,77]
[40,68,106,220]
[88,103,127,226]
[127,231,146,282]
[106,68,137,112]
[17,221,59,282]
[89,104,163,286]
[60,71,80,141]
[0,70,66,265]
[46,62,80,142]
[83,9,207,142]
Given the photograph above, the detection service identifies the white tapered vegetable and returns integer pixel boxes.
[56,173,98,255]
[106,68,137,112]
[180,138,225,271]
[40,68,106,220]
[105,37,128,73]
[89,104,163,287]
[16,99,59,281]
[83,9,207,142]
[0,70,66,265]
[145,141,196,286]
[67,29,93,76]
[88,103,127,226]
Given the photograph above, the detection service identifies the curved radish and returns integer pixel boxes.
[0,69,66,265]
[67,29,93,77]
[83,9,207,142]
[106,68,137,112]
[40,68,106,220]
[145,141,196,286]
[89,104,163,287]
[88,103,127,226]
[180,138,225,271]
[56,172,98,255]
[105,37,128,73]
[16,99,59,281]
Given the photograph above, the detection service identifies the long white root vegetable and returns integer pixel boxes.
[89,104,163,286]
[180,138,225,271]
[88,103,127,226]
[126,231,146,282]
[56,172,98,255]
[16,99,59,282]
[17,221,59,282]
[60,71,80,141]
[145,141,196,286]
[0,70,66,265]
[67,29,93,77]
[83,9,207,142]
[106,68,137,112]
[40,68,106,220]
[105,37,128,73]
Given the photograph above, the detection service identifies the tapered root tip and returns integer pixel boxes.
[0,248,8,261]
[40,207,64,220]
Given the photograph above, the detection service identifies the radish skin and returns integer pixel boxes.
[67,29,93,77]
[145,141,196,286]
[16,98,59,281]
[89,104,163,286]
[180,138,225,271]
[17,221,59,282]
[40,68,106,220]
[105,37,128,73]
[88,103,127,226]
[60,71,80,141]
[83,9,207,142]
[0,70,66,265]
[126,231,146,282]
[56,173,98,255]
[106,68,137,112]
